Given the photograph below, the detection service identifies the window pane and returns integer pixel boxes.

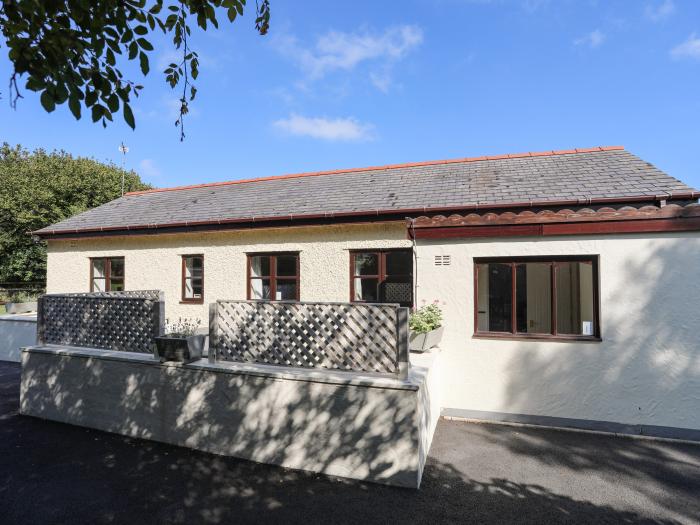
[354,278,378,302]
[92,259,105,279]
[110,279,124,292]
[250,256,270,277]
[385,250,412,275]
[110,258,124,278]
[556,262,595,335]
[191,278,203,298]
[251,278,271,300]
[354,253,378,276]
[185,257,203,278]
[476,263,512,333]
[92,278,105,292]
[276,255,298,277]
[380,278,412,307]
[276,280,298,300]
[515,263,552,334]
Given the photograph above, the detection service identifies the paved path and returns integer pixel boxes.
[1,361,698,524]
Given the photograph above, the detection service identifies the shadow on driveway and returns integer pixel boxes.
[1,361,698,524]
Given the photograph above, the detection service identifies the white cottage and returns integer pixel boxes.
[34,146,700,441]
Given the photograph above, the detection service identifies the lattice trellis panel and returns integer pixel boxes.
[212,301,406,375]
[38,292,163,353]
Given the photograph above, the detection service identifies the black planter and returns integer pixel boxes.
[155,334,206,363]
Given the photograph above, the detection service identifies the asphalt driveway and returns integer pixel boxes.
[1,361,698,524]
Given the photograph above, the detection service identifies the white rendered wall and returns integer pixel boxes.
[416,232,700,434]
[46,222,411,323]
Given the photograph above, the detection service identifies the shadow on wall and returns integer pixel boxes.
[20,351,421,486]
[499,238,700,518]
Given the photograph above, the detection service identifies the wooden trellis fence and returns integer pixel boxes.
[209,300,410,378]
[36,291,164,353]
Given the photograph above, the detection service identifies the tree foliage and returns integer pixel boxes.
[0,142,151,283]
[0,0,271,139]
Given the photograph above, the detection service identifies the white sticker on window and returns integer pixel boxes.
[582,321,594,336]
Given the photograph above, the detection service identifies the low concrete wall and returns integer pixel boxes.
[0,315,37,362]
[20,345,438,488]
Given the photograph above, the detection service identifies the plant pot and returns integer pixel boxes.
[155,334,206,363]
[409,326,444,352]
[4,301,38,314]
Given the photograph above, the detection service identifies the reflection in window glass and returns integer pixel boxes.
[556,262,595,335]
[183,255,204,300]
[248,254,299,301]
[354,253,378,276]
[354,277,378,302]
[476,263,512,333]
[515,263,552,334]
[351,250,413,307]
[91,257,124,292]
[276,280,298,300]
[251,278,271,300]
[250,256,270,278]
[385,251,412,275]
[92,259,105,278]
[110,258,124,278]
[276,256,297,277]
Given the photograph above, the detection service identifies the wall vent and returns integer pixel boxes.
[434,255,451,266]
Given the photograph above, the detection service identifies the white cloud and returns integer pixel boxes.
[274,25,423,91]
[273,114,375,142]
[138,159,162,180]
[670,33,700,60]
[574,29,605,49]
[644,0,675,22]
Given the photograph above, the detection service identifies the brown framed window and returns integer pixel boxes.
[247,252,300,301]
[474,256,600,340]
[350,249,413,308]
[181,255,204,303]
[90,257,125,292]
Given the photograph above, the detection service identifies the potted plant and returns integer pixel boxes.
[3,291,39,314]
[155,318,205,363]
[409,301,444,352]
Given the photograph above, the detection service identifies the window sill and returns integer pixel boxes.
[180,299,204,305]
[473,333,601,343]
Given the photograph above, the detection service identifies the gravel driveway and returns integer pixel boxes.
[1,361,698,524]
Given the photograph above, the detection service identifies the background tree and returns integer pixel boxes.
[0,142,151,285]
[0,0,271,140]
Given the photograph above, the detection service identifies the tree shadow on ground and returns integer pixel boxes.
[0,361,688,525]
[491,237,700,522]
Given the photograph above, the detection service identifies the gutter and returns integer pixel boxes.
[31,191,700,239]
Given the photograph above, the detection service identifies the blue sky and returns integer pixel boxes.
[1,0,699,190]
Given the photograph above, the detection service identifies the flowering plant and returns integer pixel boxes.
[409,301,443,334]
[164,317,202,337]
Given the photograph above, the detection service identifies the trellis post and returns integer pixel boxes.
[35,295,46,346]
[208,301,219,363]
[397,307,410,380]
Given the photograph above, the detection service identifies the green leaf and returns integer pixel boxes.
[40,91,56,113]
[134,25,148,35]
[25,77,45,92]
[139,51,150,75]
[107,94,119,113]
[128,41,138,60]
[123,103,135,129]
[137,38,154,51]
[91,104,104,123]
[85,90,98,107]
[68,95,81,119]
